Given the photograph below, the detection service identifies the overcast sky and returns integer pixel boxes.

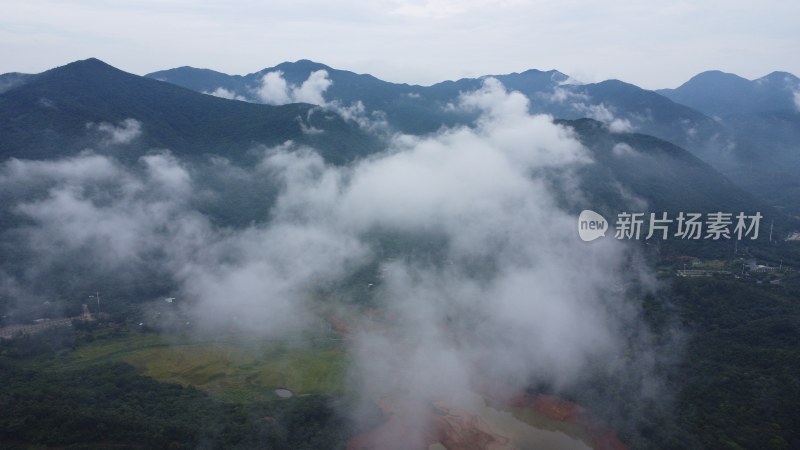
[1,0,798,89]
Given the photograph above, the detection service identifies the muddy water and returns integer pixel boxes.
[431,394,592,450]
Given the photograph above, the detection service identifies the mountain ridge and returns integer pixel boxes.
[0,58,378,164]
[2,58,796,217]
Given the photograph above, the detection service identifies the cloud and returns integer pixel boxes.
[390,0,466,19]
[326,100,390,133]
[0,151,122,186]
[794,89,800,112]
[389,0,523,19]
[545,85,589,104]
[87,118,142,144]
[612,142,637,157]
[204,87,247,101]
[3,151,194,272]
[256,80,656,442]
[253,70,390,133]
[299,121,324,135]
[1,79,665,445]
[255,71,292,105]
[573,102,634,133]
[293,69,333,105]
[255,70,332,106]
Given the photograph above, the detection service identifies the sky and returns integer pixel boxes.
[1,0,799,89]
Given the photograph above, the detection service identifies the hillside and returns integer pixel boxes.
[659,70,800,214]
[147,61,732,153]
[0,59,378,164]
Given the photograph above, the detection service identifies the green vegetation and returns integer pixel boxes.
[548,244,800,450]
[641,247,800,449]
[0,327,351,449]
[72,334,347,402]
[668,276,800,450]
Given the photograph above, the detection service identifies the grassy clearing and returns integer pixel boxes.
[67,330,347,402]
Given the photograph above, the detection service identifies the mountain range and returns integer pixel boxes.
[146,61,800,216]
[0,58,796,229]
[0,59,378,165]
[148,60,732,154]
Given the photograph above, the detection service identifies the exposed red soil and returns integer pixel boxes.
[330,312,628,450]
[347,400,511,450]
[507,393,628,450]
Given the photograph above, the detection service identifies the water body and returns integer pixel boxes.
[429,394,592,450]
[274,388,294,398]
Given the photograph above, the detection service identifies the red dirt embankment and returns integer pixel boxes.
[508,393,628,450]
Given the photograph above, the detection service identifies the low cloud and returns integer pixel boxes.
[612,142,637,157]
[1,79,666,445]
[205,87,247,101]
[326,100,389,133]
[255,70,332,106]
[545,85,588,104]
[87,118,142,144]
[573,102,634,133]
[794,90,800,112]
[254,70,390,132]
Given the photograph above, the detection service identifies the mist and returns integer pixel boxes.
[0,78,668,446]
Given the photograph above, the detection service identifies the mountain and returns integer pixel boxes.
[559,118,770,217]
[539,79,732,158]
[0,58,378,164]
[147,66,249,95]
[148,60,735,159]
[658,70,800,215]
[1,58,786,229]
[149,59,418,104]
[0,72,34,94]
[658,70,800,117]
[149,60,470,134]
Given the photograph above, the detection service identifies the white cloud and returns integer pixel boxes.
[794,90,800,112]
[255,71,293,105]
[255,70,331,106]
[3,151,192,271]
[293,69,333,105]
[390,0,467,19]
[299,121,324,135]
[249,81,657,440]
[0,151,122,186]
[254,71,389,133]
[612,142,637,157]
[545,86,588,104]
[0,79,665,444]
[204,87,246,101]
[88,118,142,144]
[573,102,634,133]
[326,100,390,133]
